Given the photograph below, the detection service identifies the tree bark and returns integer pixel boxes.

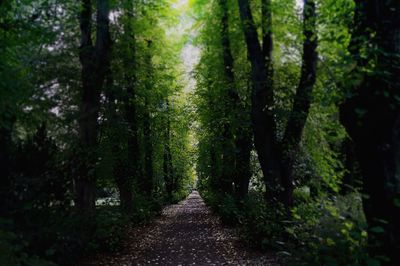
[218,0,235,195]
[142,41,154,197]
[234,128,252,200]
[340,137,360,194]
[163,102,174,200]
[143,98,153,196]
[280,0,318,208]
[0,113,15,215]
[238,0,280,200]
[219,0,251,200]
[76,0,111,213]
[119,3,139,213]
[104,73,135,214]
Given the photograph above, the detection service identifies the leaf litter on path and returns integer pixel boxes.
[80,191,279,265]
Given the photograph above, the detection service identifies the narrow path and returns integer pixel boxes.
[82,192,278,265]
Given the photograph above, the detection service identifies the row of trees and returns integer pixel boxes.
[193,0,399,263]
[0,0,193,264]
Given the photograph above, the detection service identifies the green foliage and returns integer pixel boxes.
[202,191,240,226]
[193,0,368,263]
[130,194,163,224]
[202,188,370,265]
[2,0,399,264]
[0,222,55,266]
[1,0,194,264]
[239,192,287,251]
[284,194,368,265]
[89,208,130,252]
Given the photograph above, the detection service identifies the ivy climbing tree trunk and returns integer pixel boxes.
[280,0,318,208]
[340,0,400,262]
[76,0,111,213]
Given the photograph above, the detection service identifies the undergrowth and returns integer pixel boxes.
[201,189,370,265]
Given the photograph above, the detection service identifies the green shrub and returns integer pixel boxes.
[202,188,370,265]
[218,194,240,225]
[130,194,162,224]
[284,194,368,265]
[0,221,55,266]
[89,207,129,252]
[171,190,189,203]
[239,192,286,251]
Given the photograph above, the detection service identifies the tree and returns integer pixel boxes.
[237,0,280,200]
[280,0,318,207]
[238,0,318,208]
[76,0,112,213]
[340,0,400,262]
[218,0,252,200]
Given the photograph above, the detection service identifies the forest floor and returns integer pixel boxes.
[80,191,279,265]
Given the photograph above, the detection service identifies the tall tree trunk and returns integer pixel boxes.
[118,3,138,214]
[124,82,138,210]
[209,143,218,190]
[238,0,280,200]
[0,114,14,214]
[163,101,174,200]
[340,0,400,262]
[142,41,154,196]
[143,97,153,196]
[280,0,318,208]
[104,73,134,214]
[219,0,235,196]
[219,0,251,200]
[76,0,111,213]
[163,144,174,200]
[340,137,360,194]
[234,128,252,200]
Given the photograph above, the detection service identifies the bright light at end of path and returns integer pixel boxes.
[172,0,189,10]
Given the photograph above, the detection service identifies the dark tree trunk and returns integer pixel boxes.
[76,0,111,213]
[143,97,153,196]
[340,0,400,262]
[238,0,280,200]
[125,81,139,199]
[209,143,220,191]
[340,137,360,194]
[141,42,154,196]
[121,88,137,211]
[280,0,318,209]
[163,144,173,200]
[219,0,251,200]
[119,5,139,214]
[163,101,175,200]
[104,74,134,214]
[0,114,14,215]
[219,0,235,195]
[234,129,252,200]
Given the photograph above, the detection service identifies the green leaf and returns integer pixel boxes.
[369,226,385,234]
[366,258,381,266]
[394,198,400,208]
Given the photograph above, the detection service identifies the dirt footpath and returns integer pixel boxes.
[81,191,278,265]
